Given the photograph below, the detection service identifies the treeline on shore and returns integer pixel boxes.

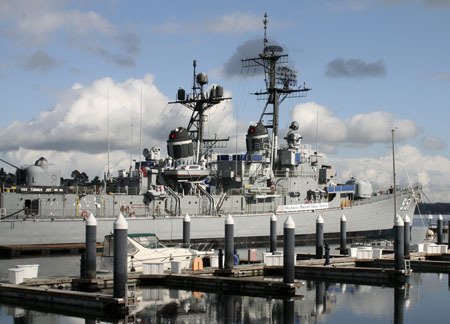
[416,203,450,215]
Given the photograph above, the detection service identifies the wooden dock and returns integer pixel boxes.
[2,249,450,321]
[0,282,127,321]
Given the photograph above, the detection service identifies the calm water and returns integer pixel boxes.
[0,215,449,323]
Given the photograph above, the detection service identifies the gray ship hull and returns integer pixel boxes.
[0,191,416,247]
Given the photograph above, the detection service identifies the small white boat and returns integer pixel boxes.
[97,233,214,273]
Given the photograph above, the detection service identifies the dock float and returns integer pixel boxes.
[0,282,127,321]
[137,273,299,299]
[265,265,409,286]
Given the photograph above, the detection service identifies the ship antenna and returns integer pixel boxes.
[315,104,319,158]
[139,87,143,184]
[263,13,268,50]
[129,101,134,174]
[107,89,110,180]
[392,128,397,222]
[192,59,197,96]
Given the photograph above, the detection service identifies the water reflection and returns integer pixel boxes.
[1,273,449,323]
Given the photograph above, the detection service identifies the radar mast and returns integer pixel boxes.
[169,60,231,163]
[242,13,311,168]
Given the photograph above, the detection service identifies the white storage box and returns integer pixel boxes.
[8,268,24,284]
[349,248,358,257]
[416,243,424,253]
[143,262,164,275]
[426,244,440,254]
[209,255,219,268]
[16,264,39,279]
[356,247,373,259]
[263,252,284,266]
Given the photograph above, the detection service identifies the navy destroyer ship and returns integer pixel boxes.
[0,15,419,247]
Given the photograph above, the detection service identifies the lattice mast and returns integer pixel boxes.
[242,13,310,168]
[169,60,231,163]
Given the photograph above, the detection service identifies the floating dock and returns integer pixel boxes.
[2,247,450,321]
[0,282,127,321]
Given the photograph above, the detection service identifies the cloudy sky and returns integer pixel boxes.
[0,0,449,202]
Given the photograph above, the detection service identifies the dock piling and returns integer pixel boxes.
[394,215,405,272]
[283,215,295,284]
[270,213,277,254]
[183,214,191,245]
[403,214,411,258]
[316,214,324,259]
[225,215,234,270]
[394,286,405,324]
[218,249,223,269]
[437,214,443,244]
[223,294,234,324]
[84,212,97,280]
[448,220,450,249]
[113,212,128,298]
[283,298,295,323]
[315,281,325,315]
[324,242,330,265]
[340,214,347,255]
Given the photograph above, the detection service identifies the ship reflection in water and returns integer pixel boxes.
[1,272,449,323]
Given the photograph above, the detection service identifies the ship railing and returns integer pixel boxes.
[349,186,419,207]
[172,242,214,252]
[272,170,316,178]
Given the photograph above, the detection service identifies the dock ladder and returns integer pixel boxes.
[126,282,137,307]
[404,260,411,275]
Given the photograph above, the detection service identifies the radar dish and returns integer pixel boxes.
[265,45,283,54]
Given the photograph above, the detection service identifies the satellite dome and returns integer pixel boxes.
[289,121,299,131]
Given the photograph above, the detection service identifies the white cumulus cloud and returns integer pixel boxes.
[0,75,236,178]
[291,102,418,146]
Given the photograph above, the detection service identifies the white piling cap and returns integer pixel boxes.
[438,214,443,220]
[316,214,324,224]
[284,215,295,229]
[271,213,277,221]
[86,212,97,226]
[341,214,347,222]
[114,212,128,230]
[184,214,191,222]
[403,214,410,223]
[395,214,404,226]
[225,214,234,225]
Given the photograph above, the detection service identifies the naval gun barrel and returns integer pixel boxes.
[0,158,21,170]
